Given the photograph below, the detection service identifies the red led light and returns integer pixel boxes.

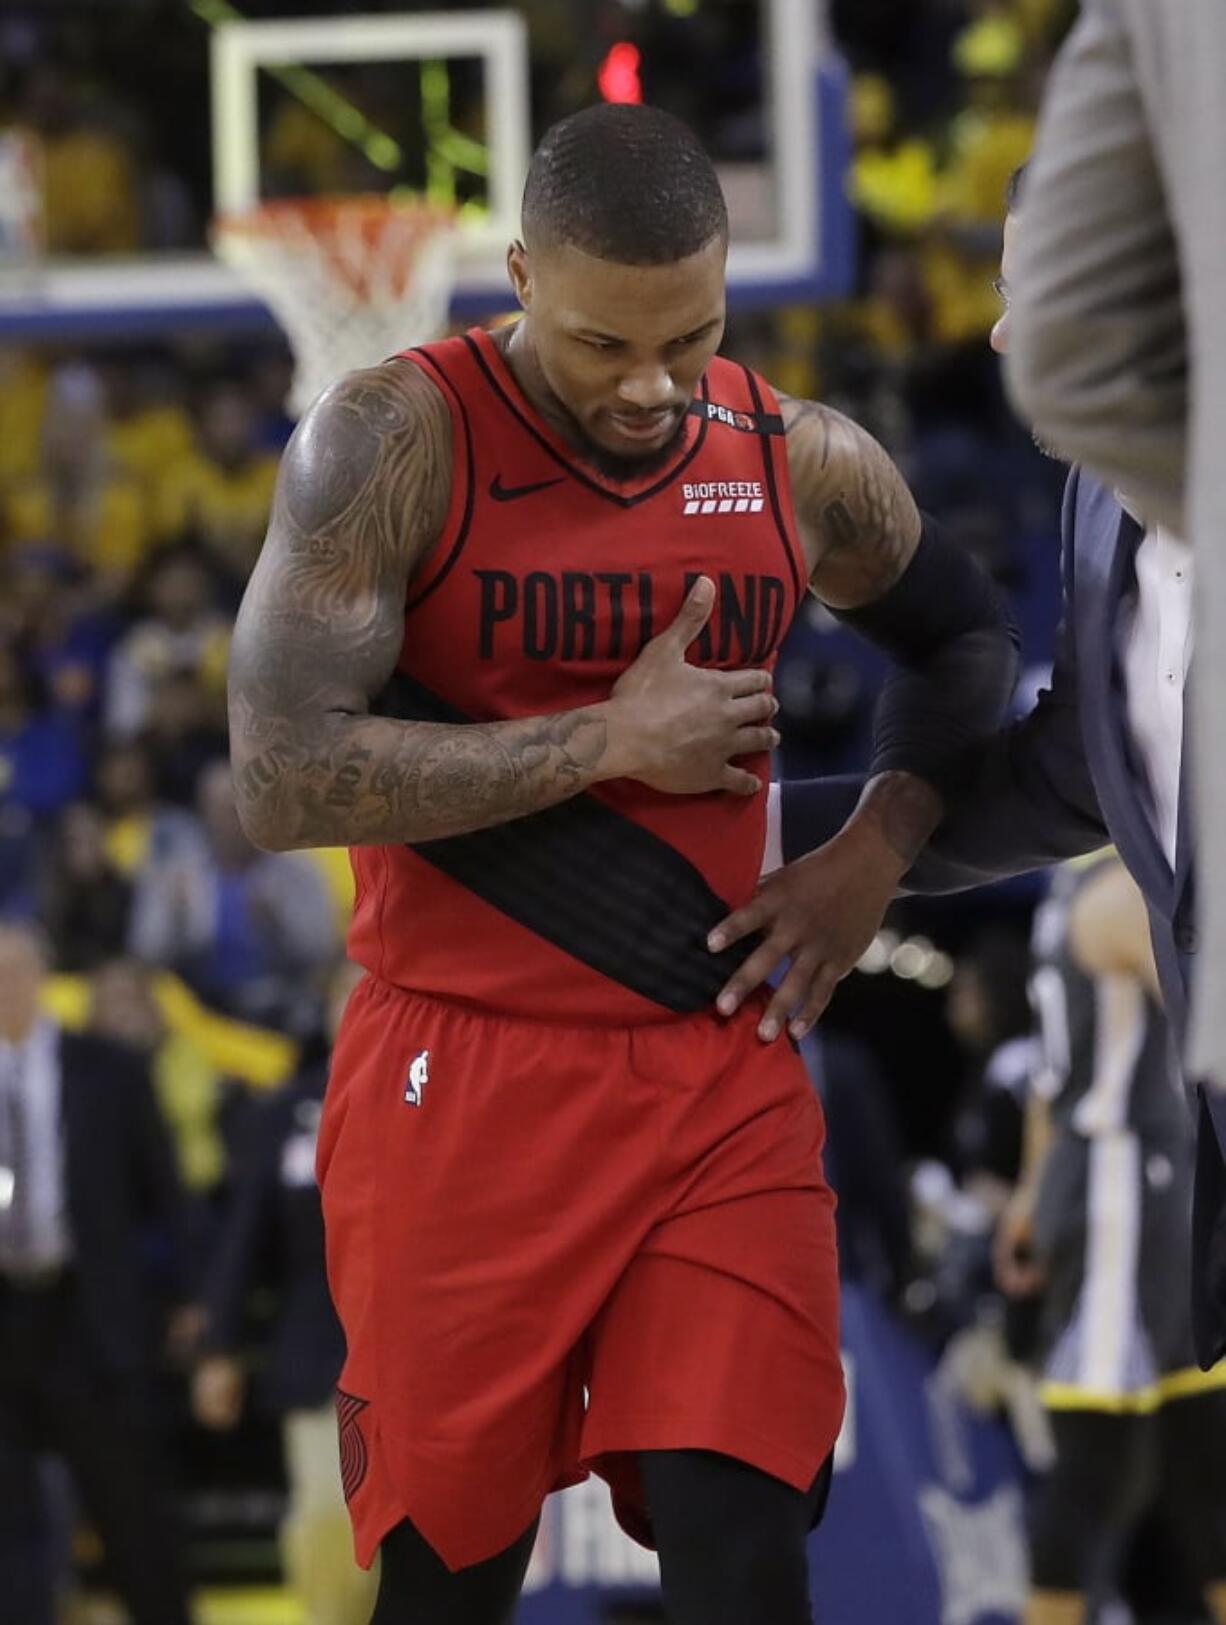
[598,42,644,105]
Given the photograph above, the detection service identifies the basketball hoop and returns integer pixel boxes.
[213,196,460,415]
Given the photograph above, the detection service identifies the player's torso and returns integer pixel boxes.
[348,325,806,1024]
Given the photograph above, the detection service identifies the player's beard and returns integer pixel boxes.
[578,410,691,485]
[496,325,693,484]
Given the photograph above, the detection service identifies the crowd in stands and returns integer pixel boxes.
[0,339,337,1195]
[0,329,352,1618]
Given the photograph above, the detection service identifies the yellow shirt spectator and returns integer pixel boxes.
[939,106,1036,230]
[852,141,940,237]
[50,962,299,1196]
[104,809,153,878]
[155,448,280,578]
[3,464,152,579]
[46,967,298,1094]
[2,362,157,583]
[109,403,196,493]
[925,93,1036,344]
[848,73,939,240]
[38,126,140,255]
[155,384,281,582]
[153,1032,228,1193]
[0,350,48,486]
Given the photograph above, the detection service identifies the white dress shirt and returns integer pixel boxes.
[1119,526,1193,870]
[0,1019,72,1275]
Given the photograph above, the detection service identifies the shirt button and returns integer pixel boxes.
[1166,670,1177,683]
[1176,924,1199,954]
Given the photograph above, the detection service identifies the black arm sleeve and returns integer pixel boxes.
[829,516,1021,795]
[780,530,1108,886]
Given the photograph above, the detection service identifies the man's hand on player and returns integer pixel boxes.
[605,576,779,796]
[706,822,899,1041]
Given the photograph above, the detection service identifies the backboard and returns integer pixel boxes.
[211,9,532,281]
[0,0,849,339]
[209,0,846,313]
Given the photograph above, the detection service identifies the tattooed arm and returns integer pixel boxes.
[782,395,923,609]
[229,362,777,852]
[708,396,1017,1042]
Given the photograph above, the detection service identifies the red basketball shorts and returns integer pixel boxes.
[317,974,844,1572]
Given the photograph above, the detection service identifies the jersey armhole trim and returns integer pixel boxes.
[401,347,476,613]
[686,397,785,436]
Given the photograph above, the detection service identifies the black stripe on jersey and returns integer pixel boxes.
[402,348,477,612]
[742,366,804,605]
[686,398,786,436]
[461,333,712,509]
[373,671,762,1013]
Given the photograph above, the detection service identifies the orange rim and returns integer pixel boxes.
[213,195,458,298]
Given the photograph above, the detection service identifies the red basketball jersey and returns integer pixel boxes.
[346,326,806,1024]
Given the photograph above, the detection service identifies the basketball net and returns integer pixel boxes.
[213,196,459,415]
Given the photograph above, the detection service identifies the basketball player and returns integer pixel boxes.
[227,105,1017,1623]
[996,854,1226,1625]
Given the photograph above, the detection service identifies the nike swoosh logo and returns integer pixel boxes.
[489,474,567,502]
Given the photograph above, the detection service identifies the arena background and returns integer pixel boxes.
[5,2,1183,1621]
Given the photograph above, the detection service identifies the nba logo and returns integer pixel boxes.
[405,1049,430,1106]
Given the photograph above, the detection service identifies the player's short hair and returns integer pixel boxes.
[1005,161,1029,214]
[522,103,729,265]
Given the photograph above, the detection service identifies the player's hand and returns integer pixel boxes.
[706,824,898,1041]
[606,576,779,795]
[994,1190,1045,1299]
[192,1355,247,1431]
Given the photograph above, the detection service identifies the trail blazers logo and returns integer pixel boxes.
[682,480,765,517]
[404,1049,430,1106]
[335,1390,370,1502]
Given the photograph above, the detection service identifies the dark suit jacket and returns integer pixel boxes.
[782,467,1225,1363]
[201,1063,344,1412]
[4,1029,193,1378]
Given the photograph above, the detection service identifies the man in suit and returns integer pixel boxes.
[713,169,1224,1363]
[1000,1,1226,1161]
[0,919,195,1625]
[192,958,376,1625]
